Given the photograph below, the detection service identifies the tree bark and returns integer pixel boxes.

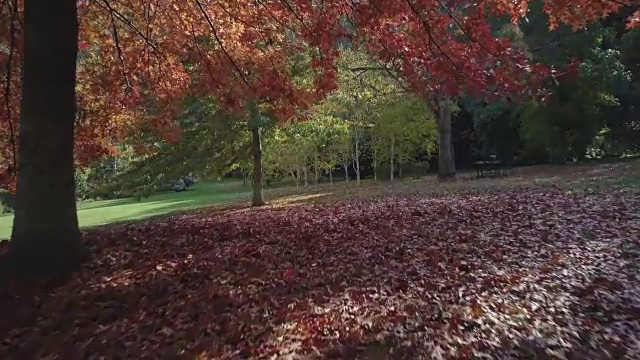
[5,0,86,277]
[303,165,308,187]
[313,149,319,184]
[328,143,334,184]
[343,164,349,182]
[436,99,456,179]
[390,135,395,181]
[353,129,361,185]
[250,126,265,206]
[295,155,301,190]
[372,133,378,182]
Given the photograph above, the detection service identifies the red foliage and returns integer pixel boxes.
[1,186,639,358]
[629,9,640,28]
[1,0,637,190]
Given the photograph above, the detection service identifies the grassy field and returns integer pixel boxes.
[3,159,640,359]
[0,179,252,239]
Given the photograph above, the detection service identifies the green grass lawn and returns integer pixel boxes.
[0,180,252,240]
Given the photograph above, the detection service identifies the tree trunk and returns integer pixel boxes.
[290,170,298,190]
[436,99,456,179]
[5,0,86,277]
[354,130,361,185]
[372,133,378,182]
[328,143,334,184]
[250,126,265,206]
[295,155,301,190]
[314,149,319,184]
[390,135,395,181]
[343,164,349,182]
[303,165,308,187]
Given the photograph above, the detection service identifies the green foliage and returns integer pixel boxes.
[472,19,636,164]
[518,43,631,162]
[373,96,437,166]
[620,29,640,78]
[472,99,524,162]
[74,168,91,200]
[0,189,14,214]
[91,97,251,199]
[262,49,437,182]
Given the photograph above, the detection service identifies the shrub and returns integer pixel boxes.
[0,190,15,214]
[75,168,91,200]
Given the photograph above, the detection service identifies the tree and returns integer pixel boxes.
[373,95,436,179]
[5,0,86,276]
[2,0,637,277]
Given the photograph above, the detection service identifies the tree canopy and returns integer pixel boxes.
[3,0,637,188]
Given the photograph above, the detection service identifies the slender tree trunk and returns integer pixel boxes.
[291,170,299,190]
[436,99,456,179]
[6,0,86,277]
[390,135,395,181]
[314,149,319,184]
[295,155,301,190]
[354,130,361,185]
[343,164,349,182]
[328,143,334,184]
[250,126,265,206]
[399,164,403,178]
[303,165,308,187]
[372,133,378,182]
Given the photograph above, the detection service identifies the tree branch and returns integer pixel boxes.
[194,0,255,92]
[104,1,132,92]
[97,0,166,60]
[404,0,466,77]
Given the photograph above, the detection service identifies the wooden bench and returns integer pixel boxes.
[473,160,512,178]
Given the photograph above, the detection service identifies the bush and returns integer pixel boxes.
[0,190,15,214]
[75,168,91,200]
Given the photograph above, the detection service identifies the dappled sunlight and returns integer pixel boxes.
[268,192,334,207]
[1,184,639,358]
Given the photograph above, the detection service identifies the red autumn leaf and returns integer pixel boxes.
[1,182,638,358]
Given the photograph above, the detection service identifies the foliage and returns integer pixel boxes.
[0,189,14,214]
[5,0,635,191]
[90,97,251,199]
[470,99,524,162]
[260,49,438,183]
[466,10,638,164]
[518,42,631,162]
[74,168,91,200]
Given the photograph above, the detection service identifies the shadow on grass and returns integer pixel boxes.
[0,185,253,240]
[2,185,639,358]
[78,180,249,210]
[81,189,252,226]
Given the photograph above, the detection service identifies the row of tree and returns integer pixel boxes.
[1,0,638,276]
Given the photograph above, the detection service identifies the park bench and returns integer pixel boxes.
[473,157,513,178]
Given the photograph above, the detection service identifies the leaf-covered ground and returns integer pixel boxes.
[1,184,640,359]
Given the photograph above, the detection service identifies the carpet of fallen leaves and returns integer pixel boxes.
[1,185,640,359]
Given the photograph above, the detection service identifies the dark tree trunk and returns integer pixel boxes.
[5,0,86,277]
[250,126,265,206]
[242,170,248,186]
[436,99,456,179]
